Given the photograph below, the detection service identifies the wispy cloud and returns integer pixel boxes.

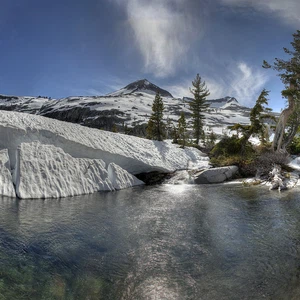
[167,62,269,106]
[227,62,269,105]
[67,75,130,96]
[111,0,205,77]
[221,0,300,26]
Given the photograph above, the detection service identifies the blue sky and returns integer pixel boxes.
[0,0,299,111]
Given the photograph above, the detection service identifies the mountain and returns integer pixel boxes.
[0,79,275,138]
[107,79,173,98]
[184,96,243,110]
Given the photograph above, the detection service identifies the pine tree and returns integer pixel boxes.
[172,125,179,144]
[207,130,217,148]
[146,92,165,141]
[178,112,187,148]
[263,30,300,151]
[189,74,210,145]
[228,89,273,146]
[248,89,274,144]
[165,117,173,139]
[112,124,118,133]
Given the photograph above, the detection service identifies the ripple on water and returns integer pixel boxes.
[1,186,300,299]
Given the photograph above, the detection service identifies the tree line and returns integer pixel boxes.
[146,73,214,149]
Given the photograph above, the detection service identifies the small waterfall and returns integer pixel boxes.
[164,170,194,185]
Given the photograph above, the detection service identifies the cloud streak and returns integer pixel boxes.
[228,62,269,105]
[112,0,205,77]
[221,0,300,26]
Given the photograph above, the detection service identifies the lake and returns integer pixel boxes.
[1,183,300,299]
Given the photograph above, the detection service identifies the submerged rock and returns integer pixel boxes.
[194,166,239,184]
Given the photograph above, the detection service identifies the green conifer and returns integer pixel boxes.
[178,112,187,148]
[189,74,210,145]
[146,92,165,141]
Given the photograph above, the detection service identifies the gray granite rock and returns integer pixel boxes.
[194,166,239,184]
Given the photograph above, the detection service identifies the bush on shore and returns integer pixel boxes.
[209,135,290,178]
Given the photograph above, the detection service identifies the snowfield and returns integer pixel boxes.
[0,111,209,199]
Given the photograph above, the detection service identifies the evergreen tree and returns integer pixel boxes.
[165,117,173,139]
[263,30,300,151]
[172,125,179,144]
[146,92,165,141]
[189,74,210,145]
[284,101,300,148]
[227,89,273,153]
[112,124,118,133]
[206,130,217,149]
[249,89,274,144]
[178,112,187,148]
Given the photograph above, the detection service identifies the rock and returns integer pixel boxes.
[194,166,239,184]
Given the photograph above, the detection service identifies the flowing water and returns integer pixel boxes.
[1,183,300,299]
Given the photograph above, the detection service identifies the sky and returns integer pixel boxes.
[0,0,299,112]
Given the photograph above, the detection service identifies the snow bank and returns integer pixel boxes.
[288,157,300,171]
[14,142,143,199]
[0,149,16,197]
[108,163,144,190]
[0,111,209,198]
[0,111,209,174]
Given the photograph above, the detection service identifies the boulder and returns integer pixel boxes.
[194,166,239,184]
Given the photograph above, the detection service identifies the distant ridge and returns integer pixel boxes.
[184,96,242,109]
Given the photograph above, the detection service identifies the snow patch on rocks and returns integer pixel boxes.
[0,149,16,197]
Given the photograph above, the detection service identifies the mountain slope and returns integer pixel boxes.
[0,79,273,138]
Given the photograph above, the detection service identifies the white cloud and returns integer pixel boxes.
[221,0,300,26]
[227,62,269,106]
[112,0,204,77]
[165,82,190,99]
[167,62,269,106]
[167,77,228,100]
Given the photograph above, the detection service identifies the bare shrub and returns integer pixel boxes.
[254,151,289,178]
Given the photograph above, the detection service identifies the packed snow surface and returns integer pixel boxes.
[12,142,144,199]
[0,111,208,198]
[14,142,116,199]
[0,149,16,197]
[0,111,209,174]
[108,162,144,190]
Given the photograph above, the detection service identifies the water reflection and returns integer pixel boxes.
[1,185,300,299]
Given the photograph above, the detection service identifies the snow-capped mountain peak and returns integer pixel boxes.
[107,79,173,98]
